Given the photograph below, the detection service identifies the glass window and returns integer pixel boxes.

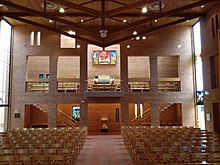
[0,20,12,132]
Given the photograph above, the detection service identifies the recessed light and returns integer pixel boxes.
[68,31,76,35]
[49,20,53,23]
[178,44,182,48]
[136,36,140,40]
[155,20,158,23]
[149,1,165,11]
[127,45,130,48]
[81,20,84,22]
[141,7,148,13]
[123,19,127,23]
[133,31,137,35]
[201,5,204,8]
[77,44,80,48]
[59,8,65,13]
[41,2,57,10]
[187,20,189,22]
[0,4,3,7]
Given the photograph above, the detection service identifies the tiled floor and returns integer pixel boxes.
[74,135,134,165]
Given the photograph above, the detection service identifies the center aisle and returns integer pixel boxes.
[74,135,134,165]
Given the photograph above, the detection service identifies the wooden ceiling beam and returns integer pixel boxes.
[107,0,159,17]
[108,0,217,34]
[3,14,103,47]
[0,11,204,19]
[0,0,99,35]
[49,0,100,17]
[104,15,200,47]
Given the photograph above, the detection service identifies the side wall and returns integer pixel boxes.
[201,3,220,132]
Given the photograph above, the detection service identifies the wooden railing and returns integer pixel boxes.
[57,109,78,127]
[131,108,151,126]
[86,79,122,91]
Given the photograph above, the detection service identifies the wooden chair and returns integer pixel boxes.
[0,149,14,156]
[14,156,32,165]
[32,155,49,165]
[0,156,15,165]
[48,155,68,165]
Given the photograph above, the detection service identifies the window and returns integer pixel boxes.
[30,31,34,45]
[211,14,219,38]
[36,31,41,46]
[0,20,12,132]
[135,103,138,119]
[210,55,219,89]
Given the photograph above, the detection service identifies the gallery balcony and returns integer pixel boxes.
[85,76,124,97]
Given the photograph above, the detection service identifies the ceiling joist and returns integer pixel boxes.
[108,0,217,34]
[0,0,218,48]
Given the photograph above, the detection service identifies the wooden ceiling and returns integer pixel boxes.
[0,0,218,48]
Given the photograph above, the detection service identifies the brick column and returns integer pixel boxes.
[150,57,160,126]
[149,56,158,93]
[79,43,88,127]
[49,55,58,93]
[151,103,160,126]
[79,102,88,127]
[47,103,57,128]
[121,99,129,126]
[120,47,129,125]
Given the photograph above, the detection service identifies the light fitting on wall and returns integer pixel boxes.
[100,30,108,38]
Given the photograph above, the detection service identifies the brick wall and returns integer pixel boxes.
[10,24,195,129]
[200,2,220,132]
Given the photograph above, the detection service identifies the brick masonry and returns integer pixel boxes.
[10,23,196,129]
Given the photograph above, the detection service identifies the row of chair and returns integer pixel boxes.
[121,126,220,165]
[0,127,87,164]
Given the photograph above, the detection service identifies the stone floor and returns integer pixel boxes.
[74,135,134,165]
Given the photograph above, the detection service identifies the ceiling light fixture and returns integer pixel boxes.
[142,36,146,40]
[68,31,76,35]
[201,5,204,8]
[80,20,84,22]
[141,7,148,13]
[123,19,127,23]
[100,30,108,38]
[0,4,3,7]
[49,20,53,23]
[136,36,140,40]
[133,31,137,35]
[77,44,80,48]
[155,20,158,23]
[149,1,165,11]
[41,1,57,10]
[59,8,65,13]
[127,45,130,48]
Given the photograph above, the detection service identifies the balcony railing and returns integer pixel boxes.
[86,79,122,92]
[158,78,181,92]
[58,82,80,93]
[26,82,49,93]
[128,78,150,92]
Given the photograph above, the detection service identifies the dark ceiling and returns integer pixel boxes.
[0,0,218,48]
